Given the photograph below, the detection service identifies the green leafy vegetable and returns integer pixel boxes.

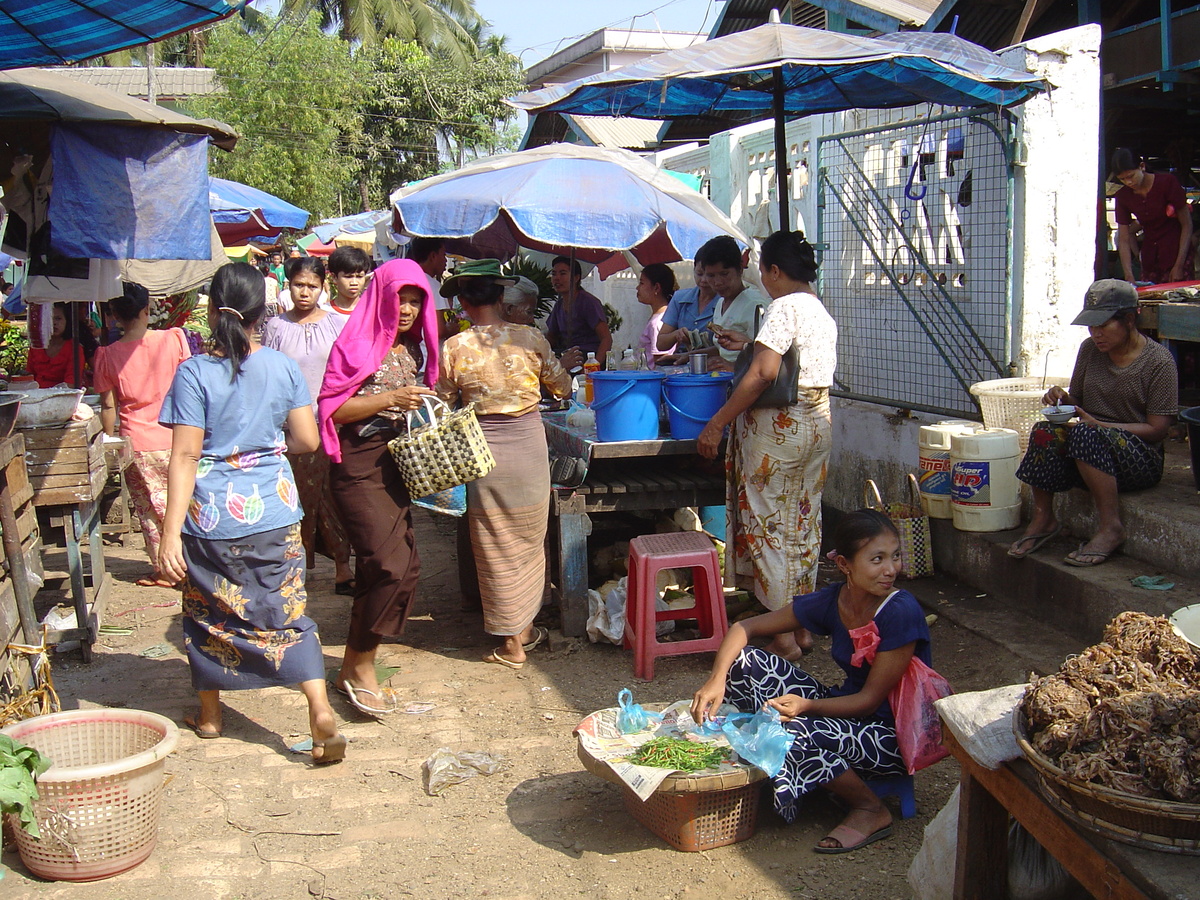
[0,733,52,837]
[628,736,730,772]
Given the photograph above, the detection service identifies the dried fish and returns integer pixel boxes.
[1021,612,1200,802]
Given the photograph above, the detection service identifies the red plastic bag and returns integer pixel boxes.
[889,657,952,774]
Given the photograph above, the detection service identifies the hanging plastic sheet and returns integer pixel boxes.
[49,123,211,261]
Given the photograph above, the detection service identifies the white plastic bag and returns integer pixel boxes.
[584,577,673,644]
[907,785,959,900]
[934,683,1027,770]
[421,747,503,796]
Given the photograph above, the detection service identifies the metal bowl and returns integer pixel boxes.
[0,391,26,440]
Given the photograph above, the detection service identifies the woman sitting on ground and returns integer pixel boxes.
[94,282,191,587]
[1008,279,1178,567]
[691,509,931,853]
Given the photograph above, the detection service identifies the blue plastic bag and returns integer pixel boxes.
[616,688,662,734]
[412,484,467,517]
[721,706,795,777]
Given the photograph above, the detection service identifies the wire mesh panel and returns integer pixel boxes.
[817,111,1012,418]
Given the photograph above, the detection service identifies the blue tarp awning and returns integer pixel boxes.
[0,0,247,70]
[209,177,309,243]
[509,22,1046,120]
[312,210,388,244]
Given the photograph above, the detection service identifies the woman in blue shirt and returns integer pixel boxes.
[158,263,345,765]
[692,510,930,853]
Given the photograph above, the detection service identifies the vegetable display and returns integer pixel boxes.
[628,736,730,772]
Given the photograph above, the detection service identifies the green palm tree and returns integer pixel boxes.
[282,0,483,63]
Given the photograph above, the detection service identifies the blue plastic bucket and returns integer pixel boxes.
[663,372,734,440]
[589,370,666,442]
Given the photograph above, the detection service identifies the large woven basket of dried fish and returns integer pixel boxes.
[1014,611,1200,855]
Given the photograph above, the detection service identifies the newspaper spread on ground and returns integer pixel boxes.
[575,701,745,801]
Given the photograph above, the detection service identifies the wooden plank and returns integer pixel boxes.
[0,578,19,649]
[555,513,591,638]
[944,730,1155,900]
[30,472,94,489]
[23,445,90,469]
[1155,303,1200,343]
[0,434,21,470]
[5,452,29,497]
[18,417,101,450]
[14,504,37,543]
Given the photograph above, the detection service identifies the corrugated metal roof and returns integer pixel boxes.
[713,0,938,36]
[565,115,666,149]
[50,66,219,100]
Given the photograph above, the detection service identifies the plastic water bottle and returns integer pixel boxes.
[583,352,600,404]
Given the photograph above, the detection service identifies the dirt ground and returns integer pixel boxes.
[1,511,1045,900]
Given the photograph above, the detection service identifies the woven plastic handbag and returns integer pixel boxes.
[387,396,495,498]
[864,475,934,579]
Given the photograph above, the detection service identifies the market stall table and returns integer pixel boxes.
[543,409,725,637]
[20,416,112,662]
[944,725,1195,900]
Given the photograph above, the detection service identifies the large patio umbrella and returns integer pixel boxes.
[508,13,1047,226]
[0,0,246,69]
[209,177,310,244]
[390,143,750,268]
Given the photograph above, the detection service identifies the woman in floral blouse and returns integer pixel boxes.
[697,231,838,661]
[437,259,572,669]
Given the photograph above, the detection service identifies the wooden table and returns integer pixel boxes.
[20,417,112,662]
[945,728,1195,900]
[1137,301,1200,343]
[543,410,725,637]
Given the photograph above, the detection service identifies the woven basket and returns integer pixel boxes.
[969,377,1070,451]
[577,742,763,851]
[387,397,494,498]
[1013,707,1200,855]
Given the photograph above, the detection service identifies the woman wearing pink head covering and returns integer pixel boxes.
[317,259,437,716]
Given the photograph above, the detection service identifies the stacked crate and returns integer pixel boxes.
[21,416,106,506]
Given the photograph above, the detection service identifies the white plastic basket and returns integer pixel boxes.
[1,708,179,882]
[969,377,1070,451]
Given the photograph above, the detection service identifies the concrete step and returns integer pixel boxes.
[929,517,1200,643]
[1044,439,1198,575]
[903,574,1087,678]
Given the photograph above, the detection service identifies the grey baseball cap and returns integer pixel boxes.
[1071,279,1138,326]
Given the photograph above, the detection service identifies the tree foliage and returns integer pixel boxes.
[355,37,525,205]
[282,0,482,64]
[189,15,367,220]
[186,10,525,216]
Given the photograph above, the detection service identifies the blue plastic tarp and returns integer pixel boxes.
[49,121,211,260]
[0,0,247,70]
[312,210,388,243]
[209,177,310,231]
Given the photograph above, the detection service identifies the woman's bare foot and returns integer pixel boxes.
[490,625,535,667]
[334,559,354,585]
[1066,524,1126,566]
[185,689,222,737]
[299,679,345,764]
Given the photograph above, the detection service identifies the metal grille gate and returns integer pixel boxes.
[816,110,1015,418]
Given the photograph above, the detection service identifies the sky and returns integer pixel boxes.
[474,0,721,67]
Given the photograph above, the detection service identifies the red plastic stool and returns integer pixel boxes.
[624,531,729,680]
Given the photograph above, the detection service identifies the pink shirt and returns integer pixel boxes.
[93,328,191,452]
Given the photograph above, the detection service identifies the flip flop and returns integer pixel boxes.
[136,576,180,588]
[337,680,398,717]
[521,626,549,653]
[483,650,524,670]
[1007,525,1062,559]
[183,714,221,740]
[1064,542,1120,568]
[312,733,347,766]
[814,823,893,854]
[335,580,356,596]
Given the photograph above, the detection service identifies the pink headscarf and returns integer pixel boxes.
[317,258,440,461]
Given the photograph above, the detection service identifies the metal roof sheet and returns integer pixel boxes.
[49,66,219,100]
[565,115,666,149]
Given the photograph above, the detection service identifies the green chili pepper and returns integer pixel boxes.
[628,736,730,771]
